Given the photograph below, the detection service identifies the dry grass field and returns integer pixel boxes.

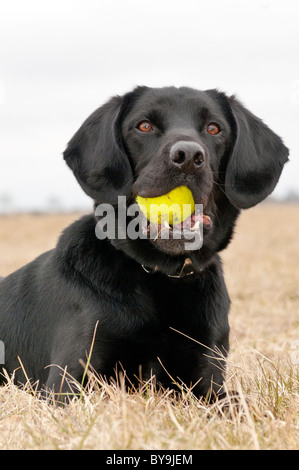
[0,204,298,450]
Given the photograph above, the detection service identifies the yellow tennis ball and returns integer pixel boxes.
[136,186,195,225]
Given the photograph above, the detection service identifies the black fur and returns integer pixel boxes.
[0,86,288,400]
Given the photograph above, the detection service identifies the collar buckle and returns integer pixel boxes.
[142,257,195,279]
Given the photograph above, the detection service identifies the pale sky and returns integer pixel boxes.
[0,0,298,212]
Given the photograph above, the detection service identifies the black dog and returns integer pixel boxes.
[0,86,288,401]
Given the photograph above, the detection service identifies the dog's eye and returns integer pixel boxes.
[138,121,152,132]
[207,123,221,135]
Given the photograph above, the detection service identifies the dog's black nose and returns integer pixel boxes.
[170,141,205,173]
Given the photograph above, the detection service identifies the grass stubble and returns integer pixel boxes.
[0,204,298,450]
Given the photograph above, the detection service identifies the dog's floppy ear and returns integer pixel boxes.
[63,95,133,205]
[225,96,289,209]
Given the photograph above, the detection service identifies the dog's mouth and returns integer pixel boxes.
[132,185,213,253]
[141,210,212,238]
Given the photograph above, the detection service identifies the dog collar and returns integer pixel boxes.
[141,257,199,279]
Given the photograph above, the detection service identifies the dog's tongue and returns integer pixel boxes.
[173,212,211,230]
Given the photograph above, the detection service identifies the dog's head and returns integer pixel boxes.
[64,86,288,267]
